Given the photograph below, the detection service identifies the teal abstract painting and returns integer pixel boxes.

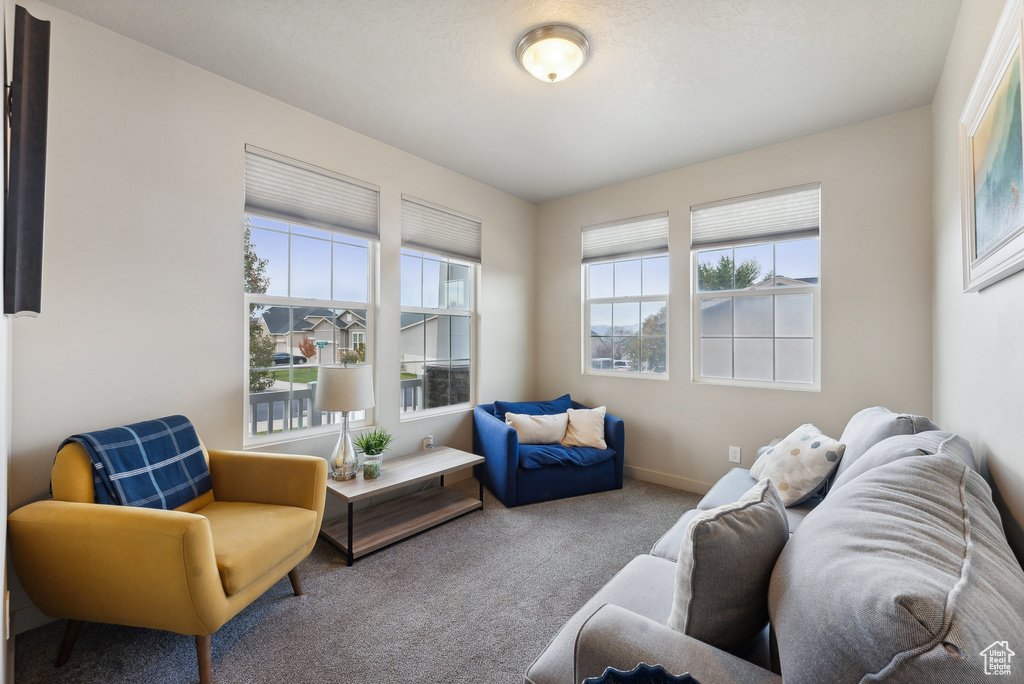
[973,47,1024,258]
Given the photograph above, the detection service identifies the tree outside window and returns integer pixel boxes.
[585,254,668,376]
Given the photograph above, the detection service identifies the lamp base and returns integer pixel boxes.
[329,413,359,481]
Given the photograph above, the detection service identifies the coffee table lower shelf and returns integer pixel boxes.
[319,486,482,564]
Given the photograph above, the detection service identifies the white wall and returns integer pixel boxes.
[7,0,536,631]
[536,107,935,493]
[932,0,1024,557]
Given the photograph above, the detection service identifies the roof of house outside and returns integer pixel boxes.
[261,306,366,335]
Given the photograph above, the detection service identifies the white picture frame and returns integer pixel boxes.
[959,0,1024,292]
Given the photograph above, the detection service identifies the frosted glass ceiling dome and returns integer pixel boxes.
[516,24,590,83]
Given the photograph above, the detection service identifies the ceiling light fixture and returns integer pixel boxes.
[516,24,590,83]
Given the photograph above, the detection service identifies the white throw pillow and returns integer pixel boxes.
[504,412,568,445]
[749,423,845,506]
[561,406,607,449]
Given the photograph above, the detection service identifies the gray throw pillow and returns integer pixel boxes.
[769,454,1024,683]
[834,406,938,480]
[831,431,976,491]
[667,479,789,653]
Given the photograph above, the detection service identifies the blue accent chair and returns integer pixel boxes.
[473,398,625,507]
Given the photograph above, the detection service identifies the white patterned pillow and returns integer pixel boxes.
[750,424,845,506]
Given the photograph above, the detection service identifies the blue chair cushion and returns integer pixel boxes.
[519,443,616,470]
[494,394,572,421]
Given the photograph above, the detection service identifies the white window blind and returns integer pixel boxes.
[244,145,379,239]
[691,183,820,250]
[582,213,669,263]
[401,196,481,263]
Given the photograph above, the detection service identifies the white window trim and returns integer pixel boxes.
[243,237,378,447]
[581,254,670,380]
[690,250,821,391]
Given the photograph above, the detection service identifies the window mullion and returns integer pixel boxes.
[587,294,667,305]
[402,304,471,317]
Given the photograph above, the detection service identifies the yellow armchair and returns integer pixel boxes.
[8,439,327,684]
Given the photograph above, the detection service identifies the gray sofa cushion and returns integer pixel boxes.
[769,454,1024,683]
[650,469,817,560]
[668,480,789,653]
[524,554,677,684]
[697,468,760,511]
[831,431,976,491]
[651,509,701,561]
[834,406,938,480]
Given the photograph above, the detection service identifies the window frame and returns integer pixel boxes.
[399,248,477,420]
[243,213,378,446]
[690,237,821,391]
[582,252,670,380]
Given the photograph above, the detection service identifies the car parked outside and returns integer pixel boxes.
[273,352,307,365]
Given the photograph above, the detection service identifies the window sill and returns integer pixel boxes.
[584,370,669,381]
[399,403,473,422]
[242,421,370,450]
[691,376,820,392]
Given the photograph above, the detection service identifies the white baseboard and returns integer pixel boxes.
[624,464,713,496]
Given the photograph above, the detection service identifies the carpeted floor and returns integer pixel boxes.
[14,478,699,684]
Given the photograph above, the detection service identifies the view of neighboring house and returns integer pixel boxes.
[258,306,366,365]
[399,312,440,372]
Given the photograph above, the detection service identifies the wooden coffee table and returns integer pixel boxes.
[320,446,485,565]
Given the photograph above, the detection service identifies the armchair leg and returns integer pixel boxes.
[288,567,303,596]
[55,619,83,667]
[195,634,212,684]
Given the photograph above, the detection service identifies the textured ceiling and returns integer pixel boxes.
[43,0,963,204]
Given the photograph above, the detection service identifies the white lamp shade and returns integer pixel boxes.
[314,364,375,412]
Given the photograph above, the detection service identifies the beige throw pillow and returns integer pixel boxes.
[561,406,607,449]
[749,423,845,506]
[504,412,568,445]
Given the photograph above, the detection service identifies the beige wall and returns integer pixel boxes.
[7,0,536,630]
[1,8,9,678]
[932,0,1024,556]
[536,107,935,493]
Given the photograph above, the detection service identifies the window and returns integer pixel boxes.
[244,146,378,440]
[400,197,479,414]
[690,183,820,389]
[583,214,669,376]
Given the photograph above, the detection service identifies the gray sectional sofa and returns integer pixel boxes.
[525,407,1024,684]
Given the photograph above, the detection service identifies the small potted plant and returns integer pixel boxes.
[353,427,395,479]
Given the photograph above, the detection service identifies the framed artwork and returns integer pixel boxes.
[960,0,1024,292]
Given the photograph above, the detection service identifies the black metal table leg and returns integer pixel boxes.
[440,473,445,487]
[347,501,354,566]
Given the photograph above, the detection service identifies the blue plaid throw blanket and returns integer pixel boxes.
[61,415,212,509]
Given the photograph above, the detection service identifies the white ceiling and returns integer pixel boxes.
[43,0,963,204]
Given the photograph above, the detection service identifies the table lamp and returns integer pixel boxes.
[314,364,375,480]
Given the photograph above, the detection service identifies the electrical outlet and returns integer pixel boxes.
[423,435,434,450]
[728,446,741,464]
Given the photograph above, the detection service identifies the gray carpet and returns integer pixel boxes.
[14,478,699,684]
